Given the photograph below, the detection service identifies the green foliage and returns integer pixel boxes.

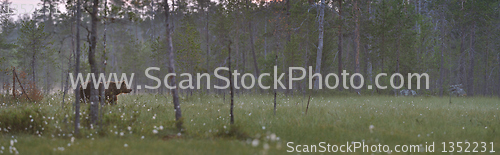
[2,0,500,97]
[0,106,47,134]
[17,20,49,53]
[15,20,51,75]
[174,18,203,73]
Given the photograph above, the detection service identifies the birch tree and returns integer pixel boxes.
[313,0,325,90]
[164,0,182,131]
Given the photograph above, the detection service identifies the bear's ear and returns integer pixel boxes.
[121,81,129,89]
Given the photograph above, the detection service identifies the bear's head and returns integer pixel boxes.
[119,81,133,94]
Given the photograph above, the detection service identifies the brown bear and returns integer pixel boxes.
[79,81,132,105]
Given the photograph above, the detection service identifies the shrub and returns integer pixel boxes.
[0,106,47,134]
[9,70,43,102]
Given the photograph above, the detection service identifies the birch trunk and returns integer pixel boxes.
[314,0,325,90]
[164,0,182,130]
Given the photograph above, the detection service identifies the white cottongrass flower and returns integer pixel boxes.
[12,147,19,154]
[124,144,128,147]
[120,132,124,136]
[159,126,164,130]
[141,136,145,139]
[251,139,259,147]
[369,125,375,133]
[71,137,75,143]
[152,129,158,134]
[127,126,132,131]
[263,143,270,150]
[270,133,277,142]
[262,126,266,130]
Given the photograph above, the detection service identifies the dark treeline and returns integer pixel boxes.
[0,0,499,97]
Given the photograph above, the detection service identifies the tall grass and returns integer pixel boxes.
[0,94,498,154]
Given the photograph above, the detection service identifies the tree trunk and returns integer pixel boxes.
[459,23,466,87]
[483,38,489,96]
[32,50,36,85]
[88,0,100,126]
[44,63,48,93]
[285,0,291,95]
[228,41,234,124]
[337,0,343,91]
[467,23,475,96]
[164,0,182,131]
[99,0,108,127]
[205,7,210,94]
[498,53,500,97]
[234,13,240,96]
[274,54,278,115]
[439,9,445,97]
[74,0,82,135]
[354,0,360,93]
[63,26,73,108]
[396,37,400,87]
[264,17,267,60]
[302,30,309,100]
[13,68,15,98]
[314,0,325,90]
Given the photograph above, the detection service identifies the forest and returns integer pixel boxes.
[0,0,499,154]
[0,0,498,97]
